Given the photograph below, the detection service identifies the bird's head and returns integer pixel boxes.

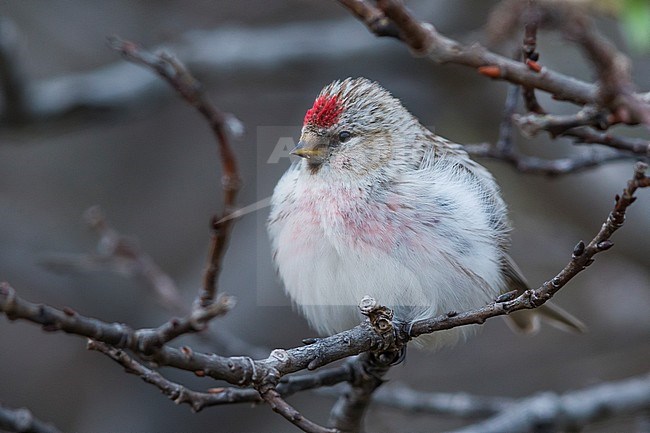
[293,77,422,177]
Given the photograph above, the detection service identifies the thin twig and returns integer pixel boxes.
[280,366,354,397]
[88,340,251,412]
[259,387,338,433]
[464,142,632,175]
[495,83,520,154]
[513,113,650,157]
[41,206,185,312]
[566,127,650,156]
[108,37,241,308]
[521,0,545,114]
[514,107,608,138]
[134,294,235,353]
[371,385,514,418]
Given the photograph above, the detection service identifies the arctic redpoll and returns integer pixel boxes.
[268,77,584,349]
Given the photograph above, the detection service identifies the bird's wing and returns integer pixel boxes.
[421,134,587,334]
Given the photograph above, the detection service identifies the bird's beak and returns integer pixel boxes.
[291,138,328,165]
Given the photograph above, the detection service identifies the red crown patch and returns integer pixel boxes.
[304,95,343,128]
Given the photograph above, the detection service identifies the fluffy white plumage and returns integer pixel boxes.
[268,77,583,349]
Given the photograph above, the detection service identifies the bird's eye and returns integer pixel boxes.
[338,131,352,143]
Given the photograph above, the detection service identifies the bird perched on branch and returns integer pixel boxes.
[268,77,584,349]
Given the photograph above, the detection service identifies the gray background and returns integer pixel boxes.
[0,1,648,432]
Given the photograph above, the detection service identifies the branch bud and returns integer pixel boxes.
[572,240,586,258]
[358,295,378,315]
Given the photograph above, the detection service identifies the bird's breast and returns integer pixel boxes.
[293,180,405,255]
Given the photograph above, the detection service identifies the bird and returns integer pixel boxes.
[267,77,585,349]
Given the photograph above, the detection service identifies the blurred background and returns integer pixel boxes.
[0,1,648,432]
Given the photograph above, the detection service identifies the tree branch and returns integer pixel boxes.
[370,385,514,418]
[135,294,235,352]
[280,366,354,398]
[514,106,610,137]
[463,142,632,175]
[566,127,650,156]
[90,338,354,412]
[260,386,337,433]
[450,373,650,433]
[338,0,650,122]
[513,113,650,157]
[88,340,251,412]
